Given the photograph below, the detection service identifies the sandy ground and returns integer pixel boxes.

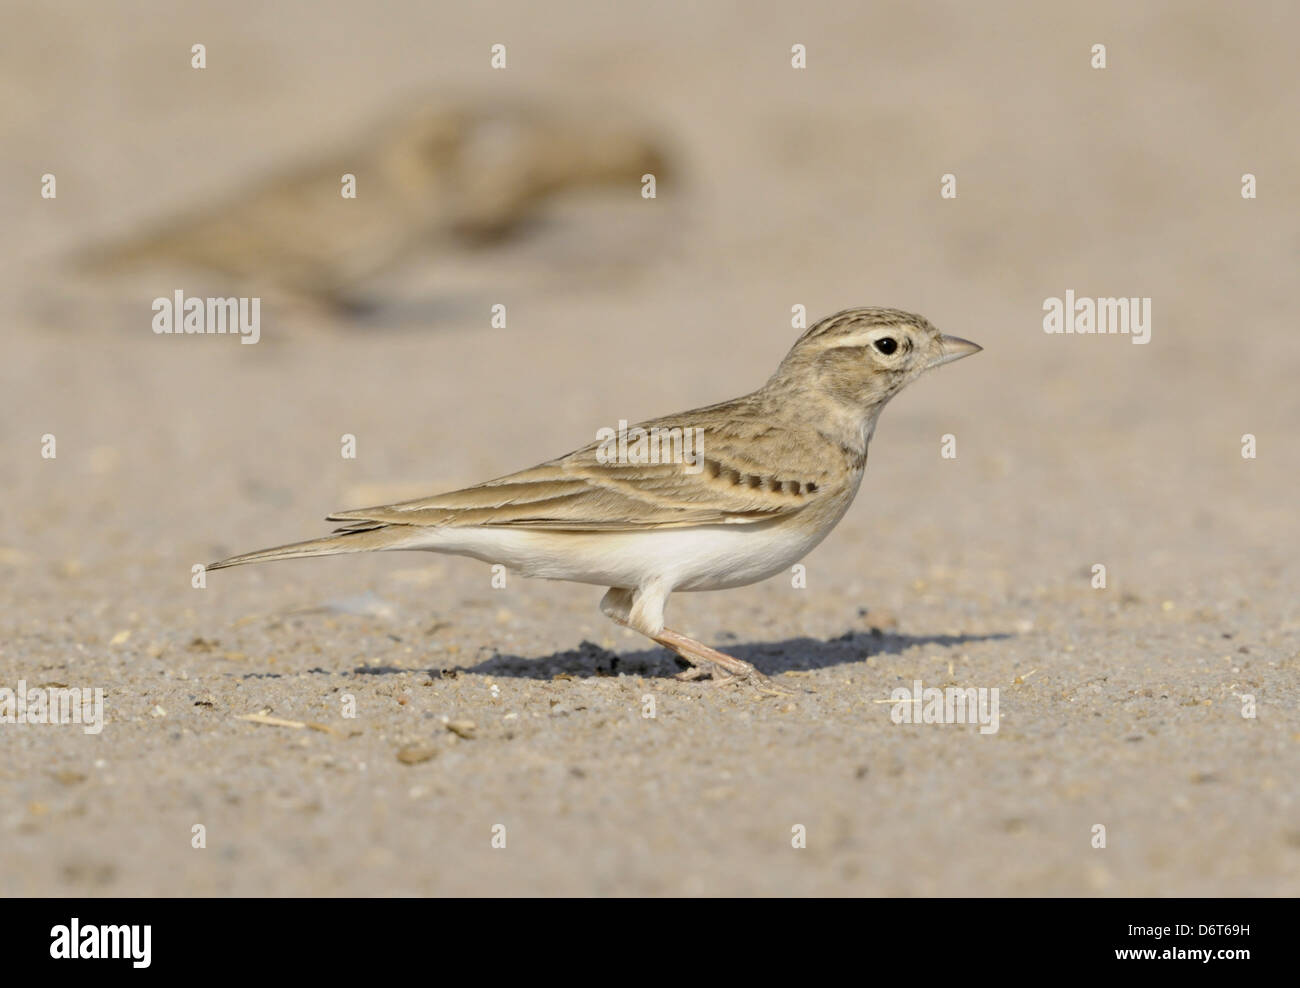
[1,0,1298,896]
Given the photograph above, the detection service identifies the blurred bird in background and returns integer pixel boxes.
[75,98,670,313]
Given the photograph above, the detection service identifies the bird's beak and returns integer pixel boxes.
[930,334,983,368]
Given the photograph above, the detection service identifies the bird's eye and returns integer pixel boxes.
[874,337,898,355]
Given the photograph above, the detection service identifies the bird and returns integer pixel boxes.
[209,307,982,690]
[75,97,669,312]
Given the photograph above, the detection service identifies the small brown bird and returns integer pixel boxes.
[77,98,668,311]
[210,308,981,690]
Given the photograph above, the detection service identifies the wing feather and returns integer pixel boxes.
[327,409,845,532]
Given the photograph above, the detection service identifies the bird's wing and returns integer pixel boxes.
[326,410,845,532]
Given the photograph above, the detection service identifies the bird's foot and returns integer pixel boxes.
[657,628,792,695]
[672,664,710,682]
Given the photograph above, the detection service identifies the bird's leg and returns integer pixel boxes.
[650,627,790,695]
[598,587,789,694]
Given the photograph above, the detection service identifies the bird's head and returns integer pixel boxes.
[770,307,981,416]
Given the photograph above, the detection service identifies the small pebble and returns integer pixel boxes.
[396,744,438,765]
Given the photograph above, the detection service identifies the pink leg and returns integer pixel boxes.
[653,627,791,695]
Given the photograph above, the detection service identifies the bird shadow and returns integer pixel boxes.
[445,628,1014,682]
[235,628,1012,683]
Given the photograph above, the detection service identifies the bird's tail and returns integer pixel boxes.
[207,524,417,571]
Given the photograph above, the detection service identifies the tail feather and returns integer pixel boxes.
[208,525,415,571]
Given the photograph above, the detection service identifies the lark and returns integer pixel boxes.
[77,98,667,312]
[210,308,981,690]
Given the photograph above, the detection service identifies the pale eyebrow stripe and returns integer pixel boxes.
[824,331,899,348]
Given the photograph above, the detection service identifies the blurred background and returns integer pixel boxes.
[1,1,1297,896]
